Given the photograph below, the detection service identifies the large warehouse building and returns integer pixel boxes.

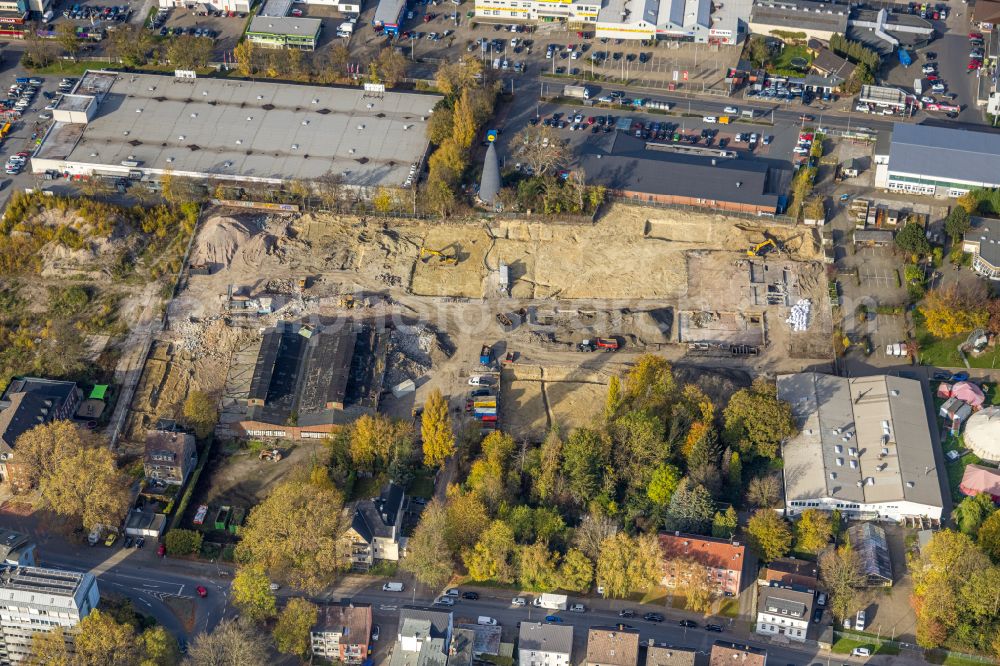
[877,122,1000,197]
[30,70,442,188]
[778,372,945,523]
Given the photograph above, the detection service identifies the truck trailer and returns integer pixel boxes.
[532,593,568,610]
[563,84,592,100]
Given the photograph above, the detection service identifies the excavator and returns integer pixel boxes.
[420,246,458,266]
[747,233,786,258]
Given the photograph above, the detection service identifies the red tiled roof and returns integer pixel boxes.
[659,533,744,571]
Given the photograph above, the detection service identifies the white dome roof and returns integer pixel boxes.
[964,407,1000,462]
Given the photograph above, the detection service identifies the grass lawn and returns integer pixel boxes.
[27,59,215,77]
[350,474,385,502]
[926,650,999,666]
[942,434,982,502]
[833,634,900,656]
[914,318,1000,369]
[638,586,669,606]
[769,44,813,74]
[718,598,740,618]
[406,468,436,499]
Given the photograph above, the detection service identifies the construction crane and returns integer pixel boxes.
[420,247,458,265]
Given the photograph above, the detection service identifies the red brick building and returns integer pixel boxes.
[659,532,745,597]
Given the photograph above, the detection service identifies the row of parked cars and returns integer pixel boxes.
[64,4,130,21]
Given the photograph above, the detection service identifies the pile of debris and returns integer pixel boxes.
[383,325,438,386]
[786,299,812,332]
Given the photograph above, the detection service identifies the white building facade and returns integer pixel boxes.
[0,566,99,662]
[518,622,573,666]
[755,585,813,642]
[474,0,600,23]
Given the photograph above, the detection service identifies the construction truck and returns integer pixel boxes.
[259,449,283,462]
[420,247,458,265]
[480,344,493,365]
[579,338,619,352]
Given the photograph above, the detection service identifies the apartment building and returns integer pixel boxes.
[310,602,372,663]
[659,532,745,596]
[0,565,99,662]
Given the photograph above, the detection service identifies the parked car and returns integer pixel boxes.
[817,592,828,606]
[678,619,696,627]
[544,615,563,623]
[852,647,871,657]
[512,597,527,606]
[856,609,867,631]
[951,371,970,381]
[372,625,381,641]
[462,591,479,600]
[434,597,455,606]
[569,603,585,612]
[706,624,724,633]
[643,613,665,622]
[445,588,460,596]
[196,586,208,598]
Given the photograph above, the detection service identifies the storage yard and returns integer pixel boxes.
[124,201,833,446]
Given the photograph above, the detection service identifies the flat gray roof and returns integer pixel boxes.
[750,0,849,32]
[518,622,573,656]
[259,0,291,16]
[778,373,943,510]
[247,15,322,36]
[373,0,405,26]
[35,71,441,186]
[888,122,1000,186]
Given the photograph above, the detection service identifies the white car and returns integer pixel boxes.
[571,50,580,59]
[856,610,866,631]
[852,648,871,657]
[723,105,738,114]
[793,146,809,154]
[468,375,492,386]
[512,597,527,606]
[920,96,935,104]
[434,597,456,606]
[931,83,946,92]
[922,65,937,73]
[569,603,586,612]
[703,116,717,123]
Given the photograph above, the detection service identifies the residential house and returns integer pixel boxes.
[755,584,814,642]
[518,621,573,666]
[0,378,82,488]
[645,644,697,666]
[310,602,372,663]
[586,626,640,666]
[964,217,1000,280]
[144,428,197,486]
[454,623,502,661]
[810,48,857,88]
[450,627,476,666]
[659,532,745,596]
[709,641,767,666]
[388,606,453,666]
[759,558,818,591]
[343,483,406,570]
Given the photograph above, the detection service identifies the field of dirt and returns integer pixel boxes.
[499,364,617,441]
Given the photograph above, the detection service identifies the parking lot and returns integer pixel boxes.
[149,7,248,59]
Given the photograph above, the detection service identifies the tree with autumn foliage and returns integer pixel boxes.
[919,281,989,338]
[723,378,797,459]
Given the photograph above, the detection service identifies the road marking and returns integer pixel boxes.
[138,598,152,606]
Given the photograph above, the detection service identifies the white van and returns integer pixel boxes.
[477,616,497,626]
[382,582,404,592]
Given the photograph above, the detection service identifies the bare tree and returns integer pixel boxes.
[746,474,781,509]
[186,619,270,666]
[573,513,620,562]
[511,125,569,176]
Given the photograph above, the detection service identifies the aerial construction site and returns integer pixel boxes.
[125,202,832,445]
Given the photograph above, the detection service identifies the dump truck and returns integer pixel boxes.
[532,593,568,610]
[563,84,592,100]
[479,344,493,365]
[259,449,282,462]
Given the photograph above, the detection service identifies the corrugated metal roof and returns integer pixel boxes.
[888,123,1000,185]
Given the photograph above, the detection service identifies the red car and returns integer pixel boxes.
[290,8,302,15]
[969,32,983,40]
[969,60,982,70]
[196,586,208,598]
[157,543,166,557]
[423,13,433,21]
[586,116,595,124]
[925,74,939,81]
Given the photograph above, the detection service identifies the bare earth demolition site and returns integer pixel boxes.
[125,202,833,455]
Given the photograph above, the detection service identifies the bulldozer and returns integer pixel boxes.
[420,246,458,266]
[259,449,283,462]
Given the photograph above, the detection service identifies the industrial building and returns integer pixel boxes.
[847,522,893,586]
[877,123,1000,197]
[372,0,406,34]
[578,132,788,215]
[749,0,850,41]
[236,320,386,440]
[30,71,442,189]
[474,0,748,44]
[778,372,945,523]
[246,15,323,49]
[0,565,99,663]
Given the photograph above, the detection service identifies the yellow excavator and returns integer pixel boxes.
[420,246,458,265]
[747,236,785,257]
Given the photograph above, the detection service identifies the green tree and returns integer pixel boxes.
[467,431,518,511]
[109,24,153,67]
[945,206,972,242]
[611,409,668,492]
[557,548,594,593]
[746,509,793,561]
[27,629,71,666]
[139,626,180,666]
[427,108,455,145]
[232,566,277,623]
[235,476,348,593]
[953,493,996,536]
[183,390,217,439]
[978,511,1000,564]
[518,541,559,591]
[55,22,81,60]
[647,463,682,507]
[531,428,565,502]
[664,557,714,613]
[727,451,743,487]
[164,529,203,556]
[711,506,739,539]
[464,520,517,583]
[895,222,932,256]
[664,479,715,534]
[596,533,660,598]
[401,499,455,587]
[561,428,610,504]
[820,542,865,621]
[421,389,455,468]
[796,509,833,554]
[443,492,489,553]
[723,378,796,459]
[273,598,318,657]
[375,46,408,87]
